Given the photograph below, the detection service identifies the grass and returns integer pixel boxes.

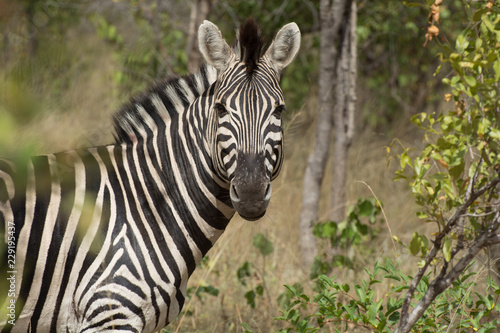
[0,21,453,333]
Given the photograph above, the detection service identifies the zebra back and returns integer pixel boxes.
[114,65,217,145]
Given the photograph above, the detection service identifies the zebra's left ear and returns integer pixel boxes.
[198,20,234,72]
[264,23,301,74]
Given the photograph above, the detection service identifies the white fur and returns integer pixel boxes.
[264,22,301,73]
[198,20,234,72]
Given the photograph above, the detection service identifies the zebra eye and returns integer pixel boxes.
[273,105,286,119]
[215,103,228,117]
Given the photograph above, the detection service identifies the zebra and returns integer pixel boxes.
[0,18,300,332]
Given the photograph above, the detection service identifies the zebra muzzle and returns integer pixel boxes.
[230,181,272,221]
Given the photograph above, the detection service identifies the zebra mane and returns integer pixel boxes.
[237,18,265,74]
[113,64,217,144]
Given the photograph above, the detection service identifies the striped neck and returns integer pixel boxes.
[112,64,235,249]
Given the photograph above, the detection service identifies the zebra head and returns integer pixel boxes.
[199,19,300,221]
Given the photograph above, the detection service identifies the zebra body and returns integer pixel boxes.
[0,19,300,332]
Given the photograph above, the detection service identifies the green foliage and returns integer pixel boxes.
[93,15,124,45]
[0,0,83,157]
[253,232,275,256]
[277,282,305,308]
[392,2,500,266]
[237,233,274,309]
[275,261,500,333]
[91,2,188,97]
[357,0,472,129]
[310,198,382,278]
[313,198,381,248]
[186,284,219,301]
[182,256,219,318]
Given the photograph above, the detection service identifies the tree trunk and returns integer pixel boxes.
[299,0,350,267]
[330,0,357,222]
[186,0,211,73]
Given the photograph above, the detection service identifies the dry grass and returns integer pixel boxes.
[1,29,442,333]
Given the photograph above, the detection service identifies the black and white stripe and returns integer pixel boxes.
[0,19,300,332]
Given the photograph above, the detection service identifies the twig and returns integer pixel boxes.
[356,180,397,253]
[397,226,500,333]
[396,215,500,333]
[397,177,500,333]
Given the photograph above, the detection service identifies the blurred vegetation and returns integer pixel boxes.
[0,0,468,147]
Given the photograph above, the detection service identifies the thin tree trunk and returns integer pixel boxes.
[299,0,347,267]
[330,0,356,222]
[186,0,211,73]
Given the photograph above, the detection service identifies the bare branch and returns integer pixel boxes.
[396,224,500,333]
[397,177,500,332]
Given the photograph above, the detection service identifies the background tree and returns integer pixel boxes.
[330,0,356,222]
[186,0,211,72]
[299,0,357,267]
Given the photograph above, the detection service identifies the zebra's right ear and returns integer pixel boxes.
[198,20,234,72]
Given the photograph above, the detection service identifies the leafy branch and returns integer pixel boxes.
[395,2,500,332]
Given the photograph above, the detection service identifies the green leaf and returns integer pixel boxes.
[464,75,477,87]
[355,285,367,302]
[400,151,411,169]
[200,285,219,297]
[410,232,421,255]
[245,290,256,308]
[368,299,383,321]
[412,112,427,127]
[494,59,500,82]
[482,16,495,33]
[473,8,489,22]
[241,323,254,333]
[284,284,297,295]
[393,285,409,292]
[253,233,274,256]
[358,199,375,217]
[388,311,400,325]
[319,222,337,238]
[443,236,452,262]
[416,211,429,219]
[455,34,469,53]
[237,262,252,286]
[384,274,401,282]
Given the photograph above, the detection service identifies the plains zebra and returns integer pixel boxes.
[0,18,300,332]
